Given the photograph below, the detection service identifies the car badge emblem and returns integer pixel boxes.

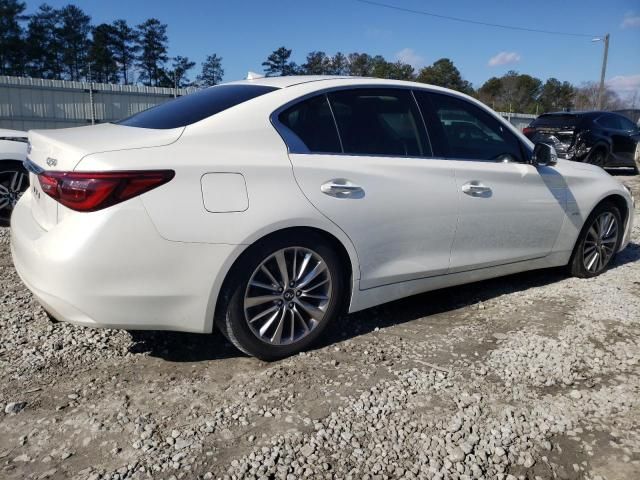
[46,157,58,167]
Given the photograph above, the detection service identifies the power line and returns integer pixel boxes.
[355,0,597,38]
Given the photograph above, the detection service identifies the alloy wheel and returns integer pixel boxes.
[244,247,332,346]
[582,211,618,273]
[0,169,28,222]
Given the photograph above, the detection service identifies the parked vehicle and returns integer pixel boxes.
[523,111,640,173]
[11,77,635,360]
[0,129,29,225]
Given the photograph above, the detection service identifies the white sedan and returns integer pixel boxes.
[10,77,635,359]
[0,128,29,225]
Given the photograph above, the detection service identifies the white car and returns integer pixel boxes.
[1,128,29,225]
[11,77,635,360]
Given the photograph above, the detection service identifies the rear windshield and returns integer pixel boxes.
[532,114,578,128]
[116,84,278,129]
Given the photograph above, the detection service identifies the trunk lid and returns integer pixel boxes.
[27,123,183,230]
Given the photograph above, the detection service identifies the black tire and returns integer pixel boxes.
[0,161,29,226]
[568,201,622,278]
[215,232,345,361]
[586,147,607,167]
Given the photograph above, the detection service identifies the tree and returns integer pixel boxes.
[58,4,91,80]
[347,53,372,76]
[497,71,541,113]
[328,52,349,75]
[197,53,224,86]
[0,0,27,76]
[416,58,473,94]
[111,19,138,84]
[301,51,332,75]
[25,4,62,79]
[136,18,168,86]
[538,78,575,113]
[166,55,195,88]
[476,77,503,109]
[574,82,623,111]
[89,23,118,83]
[262,47,298,76]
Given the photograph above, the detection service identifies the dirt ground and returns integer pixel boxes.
[1,171,639,480]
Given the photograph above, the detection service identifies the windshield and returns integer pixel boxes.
[116,84,278,129]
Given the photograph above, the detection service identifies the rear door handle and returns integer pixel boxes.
[461,182,492,197]
[321,179,364,198]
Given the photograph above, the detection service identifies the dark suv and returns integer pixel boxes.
[523,111,640,173]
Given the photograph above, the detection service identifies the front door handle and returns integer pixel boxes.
[321,179,364,198]
[461,182,492,197]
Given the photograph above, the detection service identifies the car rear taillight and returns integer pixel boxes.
[522,127,535,137]
[37,170,175,212]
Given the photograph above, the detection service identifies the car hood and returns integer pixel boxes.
[28,123,184,171]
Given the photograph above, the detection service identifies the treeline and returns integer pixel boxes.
[263,47,627,113]
[0,0,223,87]
[1,1,628,112]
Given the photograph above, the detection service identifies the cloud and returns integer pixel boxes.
[606,74,640,94]
[621,12,640,28]
[395,48,425,69]
[488,51,521,67]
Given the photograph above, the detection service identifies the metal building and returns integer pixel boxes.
[0,75,197,131]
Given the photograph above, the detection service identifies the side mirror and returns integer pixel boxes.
[532,142,558,167]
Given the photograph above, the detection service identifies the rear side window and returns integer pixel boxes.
[278,95,342,153]
[597,114,637,131]
[595,115,620,129]
[532,114,578,129]
[416,91,523,162]
[328,89,429,157]
[117,85,277,129]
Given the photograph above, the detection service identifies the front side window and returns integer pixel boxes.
[278,95,341,153]
[416,91,523,162]
[117,84,277,129]
[327,89,429,157]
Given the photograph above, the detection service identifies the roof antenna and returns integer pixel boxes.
[247,71,265,80]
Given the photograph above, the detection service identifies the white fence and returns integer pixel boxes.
[1,76,538,131]
[0,76,197,130]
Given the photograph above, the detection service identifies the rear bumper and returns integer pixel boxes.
[10,192,241,333]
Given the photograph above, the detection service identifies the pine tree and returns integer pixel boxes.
[197,54,224,86]
[89,24,119,83]
[25,4,62,79]
[136,18,168,86]
[58,4,91,80]
[0,0,27,76]
[262,47,298,76]
[111,19,138,84]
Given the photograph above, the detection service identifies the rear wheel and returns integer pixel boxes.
[216,233,345,360]
[569,202,622,278]
[0,161,29,225]
[586,147,607,167]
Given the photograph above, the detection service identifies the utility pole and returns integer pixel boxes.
[596,33,609,110]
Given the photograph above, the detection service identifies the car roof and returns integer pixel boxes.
[224,75,458,94]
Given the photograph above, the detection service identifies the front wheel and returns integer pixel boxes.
[216,233,345,360]
[569,202,622,278]
[0,162,29,226]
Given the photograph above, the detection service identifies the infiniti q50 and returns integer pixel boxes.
[10,76,635,359]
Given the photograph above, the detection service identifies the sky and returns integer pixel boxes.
[25,0,640,97]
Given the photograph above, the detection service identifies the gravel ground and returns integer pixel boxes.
[1,172,639,480]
